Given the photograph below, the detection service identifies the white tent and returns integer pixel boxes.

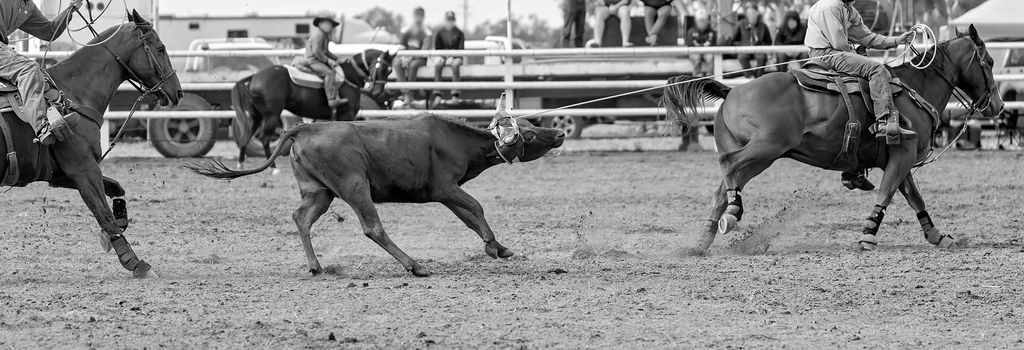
[950,0,1024,40]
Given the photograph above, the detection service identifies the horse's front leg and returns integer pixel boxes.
[898,174,955,248]
[48,175,130,231]
[859,146,916,250]
[52,124,154,278]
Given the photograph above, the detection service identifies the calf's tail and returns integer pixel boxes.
[660,75,732,133]
[186,124,307,180]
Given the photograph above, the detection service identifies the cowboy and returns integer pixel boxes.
[0,0,83,145]
[301,16,346,107]
[805,0,914,144]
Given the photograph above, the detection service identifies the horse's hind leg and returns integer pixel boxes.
[898,174,955,248]
[694,180,729,252]
[716,140,789,235]
[858,146,916,250]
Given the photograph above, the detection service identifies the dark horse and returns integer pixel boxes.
[0,12,182,278]
[231,49,394,166]
[663,25,1003,252]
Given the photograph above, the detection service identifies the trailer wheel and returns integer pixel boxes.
[542,115,585,139]
[149,95,217,158]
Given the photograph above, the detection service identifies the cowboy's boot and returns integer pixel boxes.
[323,74,348,108]
[841,171,875,191]
[34,106,73,146]
[873,109,916,145]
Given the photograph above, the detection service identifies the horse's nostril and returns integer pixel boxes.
[177,90,184,99]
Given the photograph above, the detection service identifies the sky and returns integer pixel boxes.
[159,0,564,30]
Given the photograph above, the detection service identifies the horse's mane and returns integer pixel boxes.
[87,22,143,45]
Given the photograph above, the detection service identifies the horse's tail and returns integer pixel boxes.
[186,124,307,180]
[661,75,732,133]
[231,75,256,152]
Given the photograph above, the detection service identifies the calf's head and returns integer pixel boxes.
[488,94,566,163]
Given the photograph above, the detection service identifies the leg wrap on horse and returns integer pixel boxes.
[112,198,129,231]
[111,235,151,276]
[917,210,954,247]
[725,189,744,221]
[860,204,886,247]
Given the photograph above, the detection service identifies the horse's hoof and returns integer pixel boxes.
[309,267,323,276]
[97,232,112,253]
[718,214,737,235]
[132,262,157,279]
[409,264,431,277]
[858,235,878,251]
[937,235,956,249]
[498,247,515,259]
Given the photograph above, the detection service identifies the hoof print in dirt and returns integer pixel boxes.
[547,268,568,274]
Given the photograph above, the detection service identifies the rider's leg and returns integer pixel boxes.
[0,46,69,144]
[310,61,345,107]
[821,51,916,144]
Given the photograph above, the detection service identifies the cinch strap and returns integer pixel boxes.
[0,115,19,186]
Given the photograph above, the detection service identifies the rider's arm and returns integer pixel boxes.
[18,0,74,41]
[847,6,899,50]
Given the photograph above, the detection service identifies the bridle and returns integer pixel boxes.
[922,39,994,117]
[103,24,178,100]
[342,51,391,94]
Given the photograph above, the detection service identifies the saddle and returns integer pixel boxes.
[791,59,939,170]
[286,58,347,90]
[0,78,67,186]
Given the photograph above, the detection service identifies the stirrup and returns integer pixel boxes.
[841,172,875,191]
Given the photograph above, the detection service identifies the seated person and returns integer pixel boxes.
[641,0,683,45]
[732,5,773,78]
[395,7,432,104]
[685,9,716,76]
[773,10,807,72]
[432,11,466,106]
[593,0,633,47]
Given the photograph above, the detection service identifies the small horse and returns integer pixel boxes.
[0,11,182,278]
[663,25,1003,252]
[231,49,395,166]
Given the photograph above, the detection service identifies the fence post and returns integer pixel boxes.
[714,53,724,78]
[504,0,515,107]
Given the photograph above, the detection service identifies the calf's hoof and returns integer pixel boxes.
[409,264,431,277]
[309,267,323,276]
[718,214,737,235]
[271,168,281,176]
[485,242,515,259]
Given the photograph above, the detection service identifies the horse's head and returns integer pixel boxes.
[363,49,395,97]
[946,24,1004,117]
[99,10,182,107]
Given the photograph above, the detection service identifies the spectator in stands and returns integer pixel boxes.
[562,0,587,47]
[432,11,465,107]
[732,4,772,78]
[685,9,716,76]
[395,7,432,104]
[773,10,807,72]
[593,0,633,47]
[641,0,685,46]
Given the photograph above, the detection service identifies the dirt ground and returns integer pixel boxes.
[1,149,1023,349]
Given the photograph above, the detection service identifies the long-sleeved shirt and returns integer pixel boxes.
[433,26,464,51]
[304,29,337,64]
[732,18,772,46]
[1,0,74,45]
[804,0,898,51]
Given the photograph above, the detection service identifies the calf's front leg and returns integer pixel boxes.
[442,187,514,259]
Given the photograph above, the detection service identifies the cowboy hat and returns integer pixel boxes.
[313,16,340,27]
